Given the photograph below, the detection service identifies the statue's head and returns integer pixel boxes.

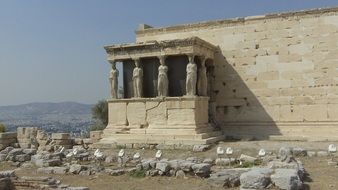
[188,54,194,63]
[111,62,116,69]
[159,56,166,66]
[109,60,116,69]
[134,59,140,67]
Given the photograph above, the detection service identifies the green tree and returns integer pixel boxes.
[90,123,106,131]
[90,100,108,131]
[0,123,6,133]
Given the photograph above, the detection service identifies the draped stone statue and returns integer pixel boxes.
[197,58,208,96]
[133,59,143,98]
[186,55,197,96]
[158,56,168,97]
[109,61,119,99]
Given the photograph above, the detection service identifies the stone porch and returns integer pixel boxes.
[94,37,224,148]
[95,96,223,148]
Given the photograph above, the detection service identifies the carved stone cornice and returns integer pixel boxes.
[104,37,217,62]
[136,6,338,36]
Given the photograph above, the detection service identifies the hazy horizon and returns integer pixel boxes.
[1,0,338,106]
[0,101,94,107]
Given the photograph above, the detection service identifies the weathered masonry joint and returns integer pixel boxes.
[97,7,338,148]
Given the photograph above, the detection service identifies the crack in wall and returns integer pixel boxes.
[145,98,165,128]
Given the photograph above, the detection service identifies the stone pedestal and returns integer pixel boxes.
[17,127,38,149]
[0,132,17,150]
[96,97,223,148]
[51,133,73,149]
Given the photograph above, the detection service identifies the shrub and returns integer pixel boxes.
[91,100,108,126]
[90,123,106,131]
[235,159,263,168]
[0,123,6,133]
[89,100,108,132]
[129,169,146,178]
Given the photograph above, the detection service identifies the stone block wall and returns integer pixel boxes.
[105,97,209,131]
[17,127,38,148]
[98,97,224,147]
[0,133,17,150]
[51,133,73,149]
[135,7,338,140]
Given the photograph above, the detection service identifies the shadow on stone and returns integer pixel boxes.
[213,47,281,140]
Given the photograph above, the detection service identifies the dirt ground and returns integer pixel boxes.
[1,140,338,190]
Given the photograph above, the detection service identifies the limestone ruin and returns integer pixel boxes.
[3,6,338,190]
[0,128,334,190]
[98,37,222,148]
[97,7,338,148]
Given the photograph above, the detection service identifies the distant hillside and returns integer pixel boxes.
[0,102,94,135]
[0,102,92,118]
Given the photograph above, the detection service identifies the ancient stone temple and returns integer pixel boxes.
[98,7,338,148]
[98,37,224,148]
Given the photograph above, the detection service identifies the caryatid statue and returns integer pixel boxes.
[109,61,119,99]
[133,59,143,98]
[197,57,208,96]
[186,55,197,96]
[157,56,168,97]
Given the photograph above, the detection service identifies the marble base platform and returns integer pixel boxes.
[94,96,224,149]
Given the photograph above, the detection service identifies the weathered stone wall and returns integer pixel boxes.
[106,97,209,130]
[0,133,17,150]
[135,8,338,140]
[99,97,224,147]
[17,127,38,149]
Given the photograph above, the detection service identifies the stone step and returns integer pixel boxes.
[91,142,115,149]
[270,135,338,142]
[100,131,222,141]
[146,124,210,129]
[205,135,225,144]
[98,135,224,146]
[101,128,130,138]
[269,135,308,141]
[201,131,223,138]
[129,127,218,135]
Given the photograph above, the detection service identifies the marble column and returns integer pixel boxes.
[109,60,119,99]
[185,54,197,96]
[133,58,143,98]
[157,56,168,97]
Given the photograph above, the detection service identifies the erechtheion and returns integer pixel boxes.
[97,7,338,148]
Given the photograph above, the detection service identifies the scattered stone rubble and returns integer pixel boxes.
[0,170,89,190]
[0,144,325,190]
[208,147,306,190]
[1,127,338,190]
[32,151,63,167]
[17,127,38,149]
[51,133,73,149]
[0,147,36,164]
[36,130,51,151]
[133,157,212,177]
[12,127,94,153]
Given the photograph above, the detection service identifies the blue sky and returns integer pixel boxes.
[0,0,337,106]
